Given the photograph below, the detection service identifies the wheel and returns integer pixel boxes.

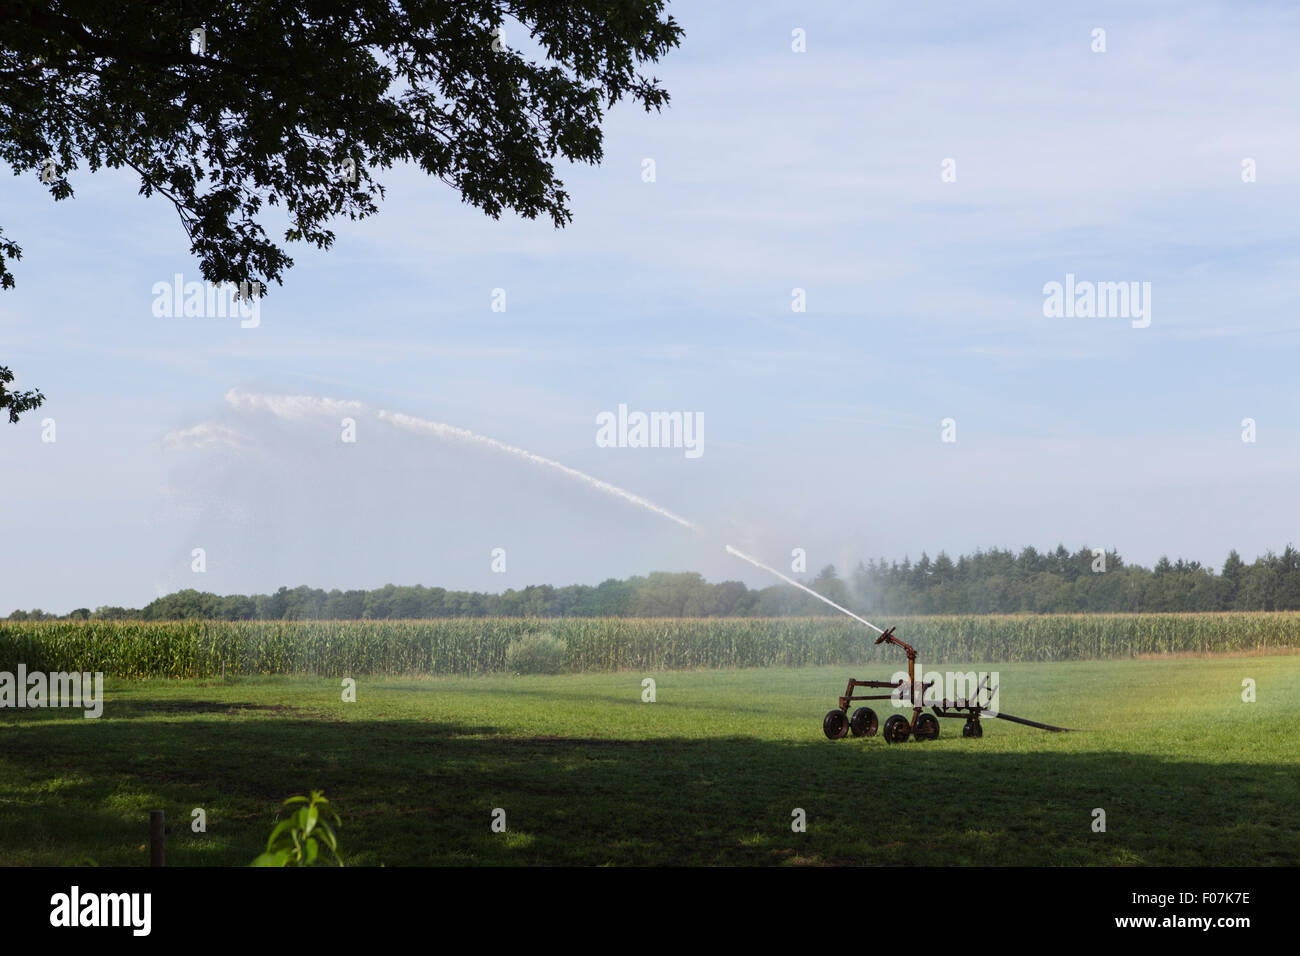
[962,719,983,738]
[823,709,849,740]
[913,713,939,740]
[850,707,878,738]
[882,714,911,744]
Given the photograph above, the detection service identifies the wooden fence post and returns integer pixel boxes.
[150,810,165,867]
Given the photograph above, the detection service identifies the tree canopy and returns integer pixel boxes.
[0,0,682,418]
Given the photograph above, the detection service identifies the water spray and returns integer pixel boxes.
[378,409,698,531]
[722,544,883,633]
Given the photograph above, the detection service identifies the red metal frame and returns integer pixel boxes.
[828,626,1072,738]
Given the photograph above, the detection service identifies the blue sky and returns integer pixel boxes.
[3,1,1300,613]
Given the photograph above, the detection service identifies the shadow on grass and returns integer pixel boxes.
[1,705,1296,866]
[106,699,305,717]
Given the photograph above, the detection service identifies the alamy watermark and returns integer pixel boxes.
[596,403,703,459]
[1042,273,1151,328]
[50,886,150,935]
[0,666,104,718]
[151,272,262,328]
[890,666,999,715]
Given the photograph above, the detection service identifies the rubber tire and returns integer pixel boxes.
[823,709,849,740]
[850,707,878,738]
[913,713,939,740]
[882,714,911,744]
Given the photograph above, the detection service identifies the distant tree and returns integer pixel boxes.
[92,605,137,620]
[324,589,366,620]
[362,584,395,620]
[811,565,848,606]
[1237,554,1277,611]
[912,553,932,589]
[708,580,754,617]
[1221,549,1244,609]
[219,593,256,620]
[1276,544,1300,609]
[1017,546,1042,576]
[389,586,427,619]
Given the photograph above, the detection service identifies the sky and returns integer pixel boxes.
[3,1,1300,614]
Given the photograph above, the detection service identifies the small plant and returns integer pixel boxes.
[504,633,568,674]
[250,790,344,867]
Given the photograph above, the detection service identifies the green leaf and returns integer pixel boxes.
[250,849,292,867]
[315,823,337,852]
[265,818,296,851]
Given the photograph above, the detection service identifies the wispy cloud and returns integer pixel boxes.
[161,422,249,452]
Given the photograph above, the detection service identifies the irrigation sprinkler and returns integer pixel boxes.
[822,626,1074,743]
[717,546,1074,739]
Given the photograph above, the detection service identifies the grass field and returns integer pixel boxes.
[2,653,1297,866]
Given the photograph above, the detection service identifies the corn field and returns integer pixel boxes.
[0,613,1296,679]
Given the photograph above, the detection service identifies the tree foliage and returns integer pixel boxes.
[0,0,682,417]
[16,544,1300,620]
[0,364,44,423]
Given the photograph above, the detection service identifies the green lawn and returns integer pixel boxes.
[2,655,1297,865]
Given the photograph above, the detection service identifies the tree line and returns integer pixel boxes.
[9,544,1300,621]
